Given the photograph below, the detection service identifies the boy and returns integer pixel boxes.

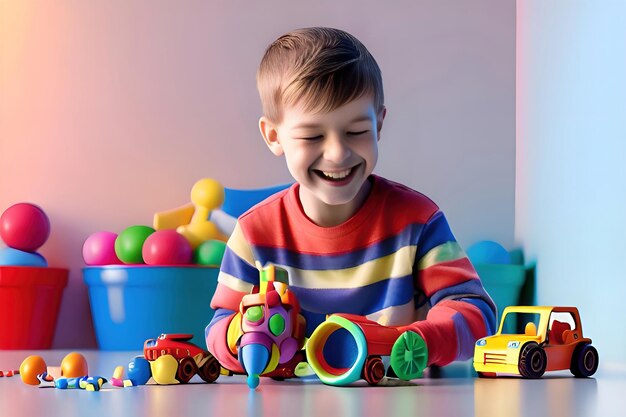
[206,27,496,377]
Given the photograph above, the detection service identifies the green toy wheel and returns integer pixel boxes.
[390,331,428,381]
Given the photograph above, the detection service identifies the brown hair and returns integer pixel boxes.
[257,27,384,123]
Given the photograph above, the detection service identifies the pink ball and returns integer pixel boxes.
[142,230,192,266]
[0,203,51,252]
[83,231,122,265]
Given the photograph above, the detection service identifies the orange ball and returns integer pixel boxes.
[20,355,47,386]
[60,352,88,378]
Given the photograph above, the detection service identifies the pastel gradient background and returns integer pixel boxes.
[2,1,516,348]
[516,2,626,364]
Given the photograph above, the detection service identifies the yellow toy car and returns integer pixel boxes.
[473,306,599,378]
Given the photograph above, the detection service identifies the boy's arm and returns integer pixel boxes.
[205,222,258,373]
[402,210,497,367]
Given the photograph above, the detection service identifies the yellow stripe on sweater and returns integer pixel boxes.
[218,271,255,293]
[282,245,417,289]
[227,222,257,266]
[417,241,466,270]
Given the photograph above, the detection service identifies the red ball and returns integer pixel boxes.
[0,203,51,252]
[142,229,192,265]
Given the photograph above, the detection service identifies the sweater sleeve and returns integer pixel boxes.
[204,222,258,373]
[402,211,497,366]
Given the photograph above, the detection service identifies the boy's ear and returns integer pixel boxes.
[259,117,283,156]
[376,106,387,141]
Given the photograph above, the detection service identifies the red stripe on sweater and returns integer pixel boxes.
[210,283,248,311]
[416,257,479,297]
[240,176,438,255]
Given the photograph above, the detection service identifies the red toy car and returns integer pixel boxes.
[306,314,428,386]
[143,333,221,383]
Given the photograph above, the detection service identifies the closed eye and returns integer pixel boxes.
[347,130,369,136]
[298,135,323,140]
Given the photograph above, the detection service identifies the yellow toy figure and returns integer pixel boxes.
[153,178,228,248]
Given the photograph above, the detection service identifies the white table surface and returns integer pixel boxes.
[1,350,625,417]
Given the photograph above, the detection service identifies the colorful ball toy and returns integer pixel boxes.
[19,355,48,386]
[194,239,227,266]
[142,229,192,266]
[0,247,47,267]
[127,356,151,386]
[114,225,155,264]
[60,352,88,378]
[0,203,50,252]
[82,231,121,265]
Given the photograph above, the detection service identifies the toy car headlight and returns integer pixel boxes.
[507,341,520,349]
[476,338,487,346]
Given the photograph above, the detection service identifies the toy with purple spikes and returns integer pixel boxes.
[237,263,306,389]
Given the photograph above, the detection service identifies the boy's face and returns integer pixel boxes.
[260,95,385,225]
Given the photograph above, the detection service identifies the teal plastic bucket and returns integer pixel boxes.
[475,263,526,333]
[83,266,218,350]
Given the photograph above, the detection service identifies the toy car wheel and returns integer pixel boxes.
[570,343,599,377]
[198,355,221,383]
[518,343,546,378]
[176,357,198,383]
[390,331,428,381]
[362,356,385,385]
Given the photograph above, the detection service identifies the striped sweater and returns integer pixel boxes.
[205,175,496,373]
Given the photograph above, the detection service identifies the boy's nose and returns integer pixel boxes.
[323,135,351,163]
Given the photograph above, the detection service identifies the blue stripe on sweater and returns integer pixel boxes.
[415,211,457,261]
[451,312,476,360]
[290,274,414,316]
[429,279,493,307]
[461,297,497,335]
[252,224,424,271]
[220,247,259,285]
[205,308,235,340]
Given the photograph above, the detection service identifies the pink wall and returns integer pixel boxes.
[0,1,515,347]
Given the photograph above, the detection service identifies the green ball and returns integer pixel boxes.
[194,239,226,266]
[114,225,155,264]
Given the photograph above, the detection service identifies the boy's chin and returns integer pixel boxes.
[309,186,365,207]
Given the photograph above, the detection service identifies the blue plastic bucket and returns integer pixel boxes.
[222,184,291,218]
[83,266,218,350]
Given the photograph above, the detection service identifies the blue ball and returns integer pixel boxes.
[0,247,48,267]
[127,356,151,385]
[467,240,511,265]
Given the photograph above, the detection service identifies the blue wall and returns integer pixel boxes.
[516,1,626,364]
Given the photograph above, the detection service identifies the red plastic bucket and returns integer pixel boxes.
[0,266,68,349]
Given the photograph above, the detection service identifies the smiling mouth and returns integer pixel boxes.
[313,165,359,182]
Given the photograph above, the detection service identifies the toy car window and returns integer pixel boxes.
[549,312,576,330]
[500,312,540,334]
